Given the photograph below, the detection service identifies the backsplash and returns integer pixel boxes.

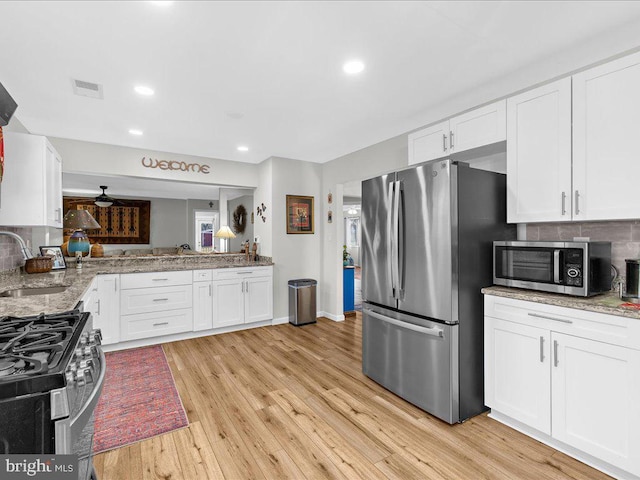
[525,220,640,279]
[0,227,33,272]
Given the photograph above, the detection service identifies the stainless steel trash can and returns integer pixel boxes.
[288,279,317,326]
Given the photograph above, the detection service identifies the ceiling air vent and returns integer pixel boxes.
[72,79,103,99]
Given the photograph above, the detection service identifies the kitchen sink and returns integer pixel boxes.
[0,286,69,298]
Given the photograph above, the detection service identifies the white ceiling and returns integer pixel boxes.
[2,1,640,165]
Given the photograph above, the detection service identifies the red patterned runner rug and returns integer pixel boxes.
[93,345,188,454]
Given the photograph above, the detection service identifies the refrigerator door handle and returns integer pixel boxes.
[364,308,444,338]
[396,180,404,298]
[387,183,396,299]
[391,180,401,300]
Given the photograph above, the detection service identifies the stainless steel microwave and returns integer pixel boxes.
[493,241,612,297]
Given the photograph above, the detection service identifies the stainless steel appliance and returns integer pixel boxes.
[361,160,515,424]
[622,258,640,303]
[493,240,612,297]
[0,308,105,480]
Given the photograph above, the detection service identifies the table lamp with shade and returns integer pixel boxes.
[63,210,101,257]
[214,225,236,253]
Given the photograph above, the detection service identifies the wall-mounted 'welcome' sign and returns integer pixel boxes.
[141,157,210,174]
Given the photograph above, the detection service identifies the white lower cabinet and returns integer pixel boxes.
[95,274,120,345]
[193,280,213,331]
[212,279,245,327]
[485,295,640,478]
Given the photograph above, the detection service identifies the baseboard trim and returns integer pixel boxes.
[272,317,289,326]
[319,311,345,322]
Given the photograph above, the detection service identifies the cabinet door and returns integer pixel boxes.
[573,51,640,221]
[45,143,63,228]
[96,274,120,345]
[449,100,506,154]
[506,78,572,223]
[244,276,273,323]
[212,279,244,328]
[193,281,213,331]
[407,121,449,165]
[485,316,551,434]
[551,333,640,475]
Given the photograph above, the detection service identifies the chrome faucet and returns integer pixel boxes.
[0,231,34,260]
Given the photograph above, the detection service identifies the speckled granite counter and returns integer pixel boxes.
[482,285,640,320]
[0,254,273,318]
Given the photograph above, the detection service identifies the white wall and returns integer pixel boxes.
[253,158,273,257]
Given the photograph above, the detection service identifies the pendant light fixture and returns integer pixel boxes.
[94,186,115,207]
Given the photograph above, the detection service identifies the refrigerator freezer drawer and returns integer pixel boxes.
[362,304,458,423]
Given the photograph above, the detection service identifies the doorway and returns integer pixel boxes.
[343,181,362,312]
[194,210,219,252]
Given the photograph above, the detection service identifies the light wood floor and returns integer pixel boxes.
[93,314,612,480]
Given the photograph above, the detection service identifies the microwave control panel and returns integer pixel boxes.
[564,249,584,287]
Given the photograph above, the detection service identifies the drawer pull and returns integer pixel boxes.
[539,336,544,363]
[236,272,253,275]
[553,340,559,367]
[153,298,169,302]
[152,278,169,281]
[153,322,169,327]
[527,312,572,324]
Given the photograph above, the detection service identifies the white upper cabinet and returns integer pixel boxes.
[408,100,506,165]
[506,78,572,223]
[507,50,640,223]
[572,51,640,221]
[0,133,63,227]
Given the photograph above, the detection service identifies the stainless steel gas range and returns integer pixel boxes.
[0,308,105,480]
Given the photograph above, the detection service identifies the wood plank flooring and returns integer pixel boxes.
[94,314,612,480]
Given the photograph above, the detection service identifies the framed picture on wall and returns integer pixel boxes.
[286,195,314,234]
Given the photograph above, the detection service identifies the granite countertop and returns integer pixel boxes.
[0,254,273,318]
[482,285,640,320]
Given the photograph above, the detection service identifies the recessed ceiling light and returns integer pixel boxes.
[129,129,143,136]
[343,60,365,75]
[149,1,173,6]
[134,85,155,96]
[237,146,249,152]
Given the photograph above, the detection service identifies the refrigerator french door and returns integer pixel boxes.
[362,159,515,424]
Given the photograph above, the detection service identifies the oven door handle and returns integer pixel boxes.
[55,347,107,454]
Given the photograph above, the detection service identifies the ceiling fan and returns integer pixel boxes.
[94,186,116,207]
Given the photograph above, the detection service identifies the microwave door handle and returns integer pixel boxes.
[554,249,561,283]
[387,183,396,299]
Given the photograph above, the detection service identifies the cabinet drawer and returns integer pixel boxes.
[193,269,212,282]
[120,270,192,290]
[120,308,192,341]
[121,285,192,315]
[212,266,272,280]
[485,295,640,350]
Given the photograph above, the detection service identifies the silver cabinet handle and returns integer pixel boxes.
[96,299,101,316]
[561,191,566,215]
[153,322,169,327]
[152,278,169,282]
[574,190,580,215]
[539,336,545,363]
[528,312,573,324]
[553,340,559,367]
[241,282,244,293]
[153,298,169,302]
[55,208,62,222]
[209,284,212,297]
[364,309,443,338]
[236,272,253,275]
[449,131,454,150]
[245,281,249,293]
[442,134,447,152]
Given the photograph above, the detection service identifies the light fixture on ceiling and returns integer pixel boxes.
[94,186,115,207]
[134,85,155,96]
[128,129,143,136]
[343,60,365,75]
[237,146,249,152]
[347,208,358,215]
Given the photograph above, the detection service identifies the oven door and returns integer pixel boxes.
[53,347,106,480]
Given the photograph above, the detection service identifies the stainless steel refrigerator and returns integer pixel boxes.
[361,159,515,424]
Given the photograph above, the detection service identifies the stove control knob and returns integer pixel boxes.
[90,329,103,342]
[77,375,86,387]
[82,346,93,357]
[83,368,93,384]
[65,371,76,385]
[79,359,93,370]
[79,333,89,346]
[74,348,83,359]
[69,362,79,372]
